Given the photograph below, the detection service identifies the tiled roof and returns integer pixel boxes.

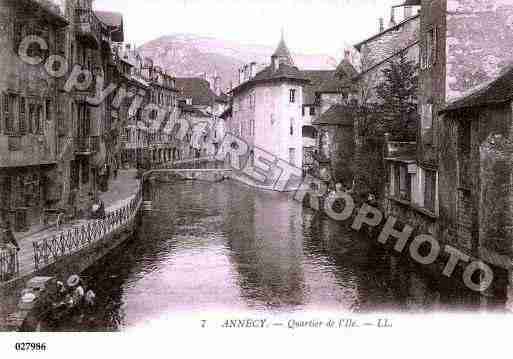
[300,70,336,105]
[442,64,513,112]
[232,63,309,94]
[175,78,218,107]
[318,75,351,94]
[335,59,359,80]
[95,11,124,42]
[272,36,295,66]
[312,104,356,126]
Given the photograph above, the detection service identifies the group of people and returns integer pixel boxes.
[52,274,96,313]
[89,193,106,220]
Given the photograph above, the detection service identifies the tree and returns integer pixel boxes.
[375,52,418,140]
[350,51,419,201]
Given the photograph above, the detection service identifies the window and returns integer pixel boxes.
[302,106,305,117]
[421,27,437,70]
[289,89,296,103]
[392,163,412,201]
[421,103,433,144]
[1,176,12,210]
[81,158,89,185]
[290,118,294,136]
[310,106,316,116]
[29,103,36,134]
[250,118,255,136]
[36,104,43,134]
[289,148,296,166]
[3,94,15,134]
[45,99,51,122]
[424,170,437,212]
[70,160,79,190]
[19,97,26,135]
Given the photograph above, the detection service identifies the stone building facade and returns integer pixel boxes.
[385,0,513,262]
[354,7,420,104]
[229,35,308,175]
[0,0,68,231]
[0,0,124,233]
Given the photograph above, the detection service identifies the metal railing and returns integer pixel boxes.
[0,247,19,282]
[33,187,142,271]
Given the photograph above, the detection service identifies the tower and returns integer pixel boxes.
[271,29,295,70]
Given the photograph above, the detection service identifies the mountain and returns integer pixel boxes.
[137,33,338,91]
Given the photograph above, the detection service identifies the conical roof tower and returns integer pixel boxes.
[271,29,295,67]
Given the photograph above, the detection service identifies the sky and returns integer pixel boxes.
[94,0,405,57]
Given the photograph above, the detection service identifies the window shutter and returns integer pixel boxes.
[1,93,6,135]
[433,26,438,65]
[19,97,26,135]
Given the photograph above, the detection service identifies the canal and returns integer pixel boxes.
[47,180,504,331]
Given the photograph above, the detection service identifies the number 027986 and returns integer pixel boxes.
[14,342,47,351]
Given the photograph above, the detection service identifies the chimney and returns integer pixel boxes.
[344,50,351,60]
[388,7,396,28]
[404,6,413,19]
[250,62,256,79]
[378,18,384,32]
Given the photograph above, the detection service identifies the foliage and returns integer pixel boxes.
[375,52,418,140]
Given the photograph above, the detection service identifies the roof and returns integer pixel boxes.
[300,70,337,104]
[354,14,420,51]
[399,0,420,6]
[312,104,356,126]
[318,75,351,94]
[95,11,124,42]
[442,64,513,113]
[272,35,295,67]
[232,63,309,94]
[179,102,211,118]
[175,78,220,107]
[335,59,359,80]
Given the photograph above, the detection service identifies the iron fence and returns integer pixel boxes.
[0,247,19,282]
[33,187,142,271]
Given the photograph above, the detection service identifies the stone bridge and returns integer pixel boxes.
[143,168,233,183]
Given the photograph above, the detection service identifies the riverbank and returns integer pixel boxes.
[0,170,142,330]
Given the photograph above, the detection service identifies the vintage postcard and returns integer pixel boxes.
[0,0,512,357]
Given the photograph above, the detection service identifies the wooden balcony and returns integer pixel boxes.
[74,136,100,155]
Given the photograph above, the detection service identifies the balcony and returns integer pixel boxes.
[75,8,101,49]
[75,136,100,155]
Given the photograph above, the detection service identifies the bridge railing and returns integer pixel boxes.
[33,187,142,271]
[0,247,19,282]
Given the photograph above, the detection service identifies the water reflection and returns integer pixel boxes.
[50,180,505,331]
